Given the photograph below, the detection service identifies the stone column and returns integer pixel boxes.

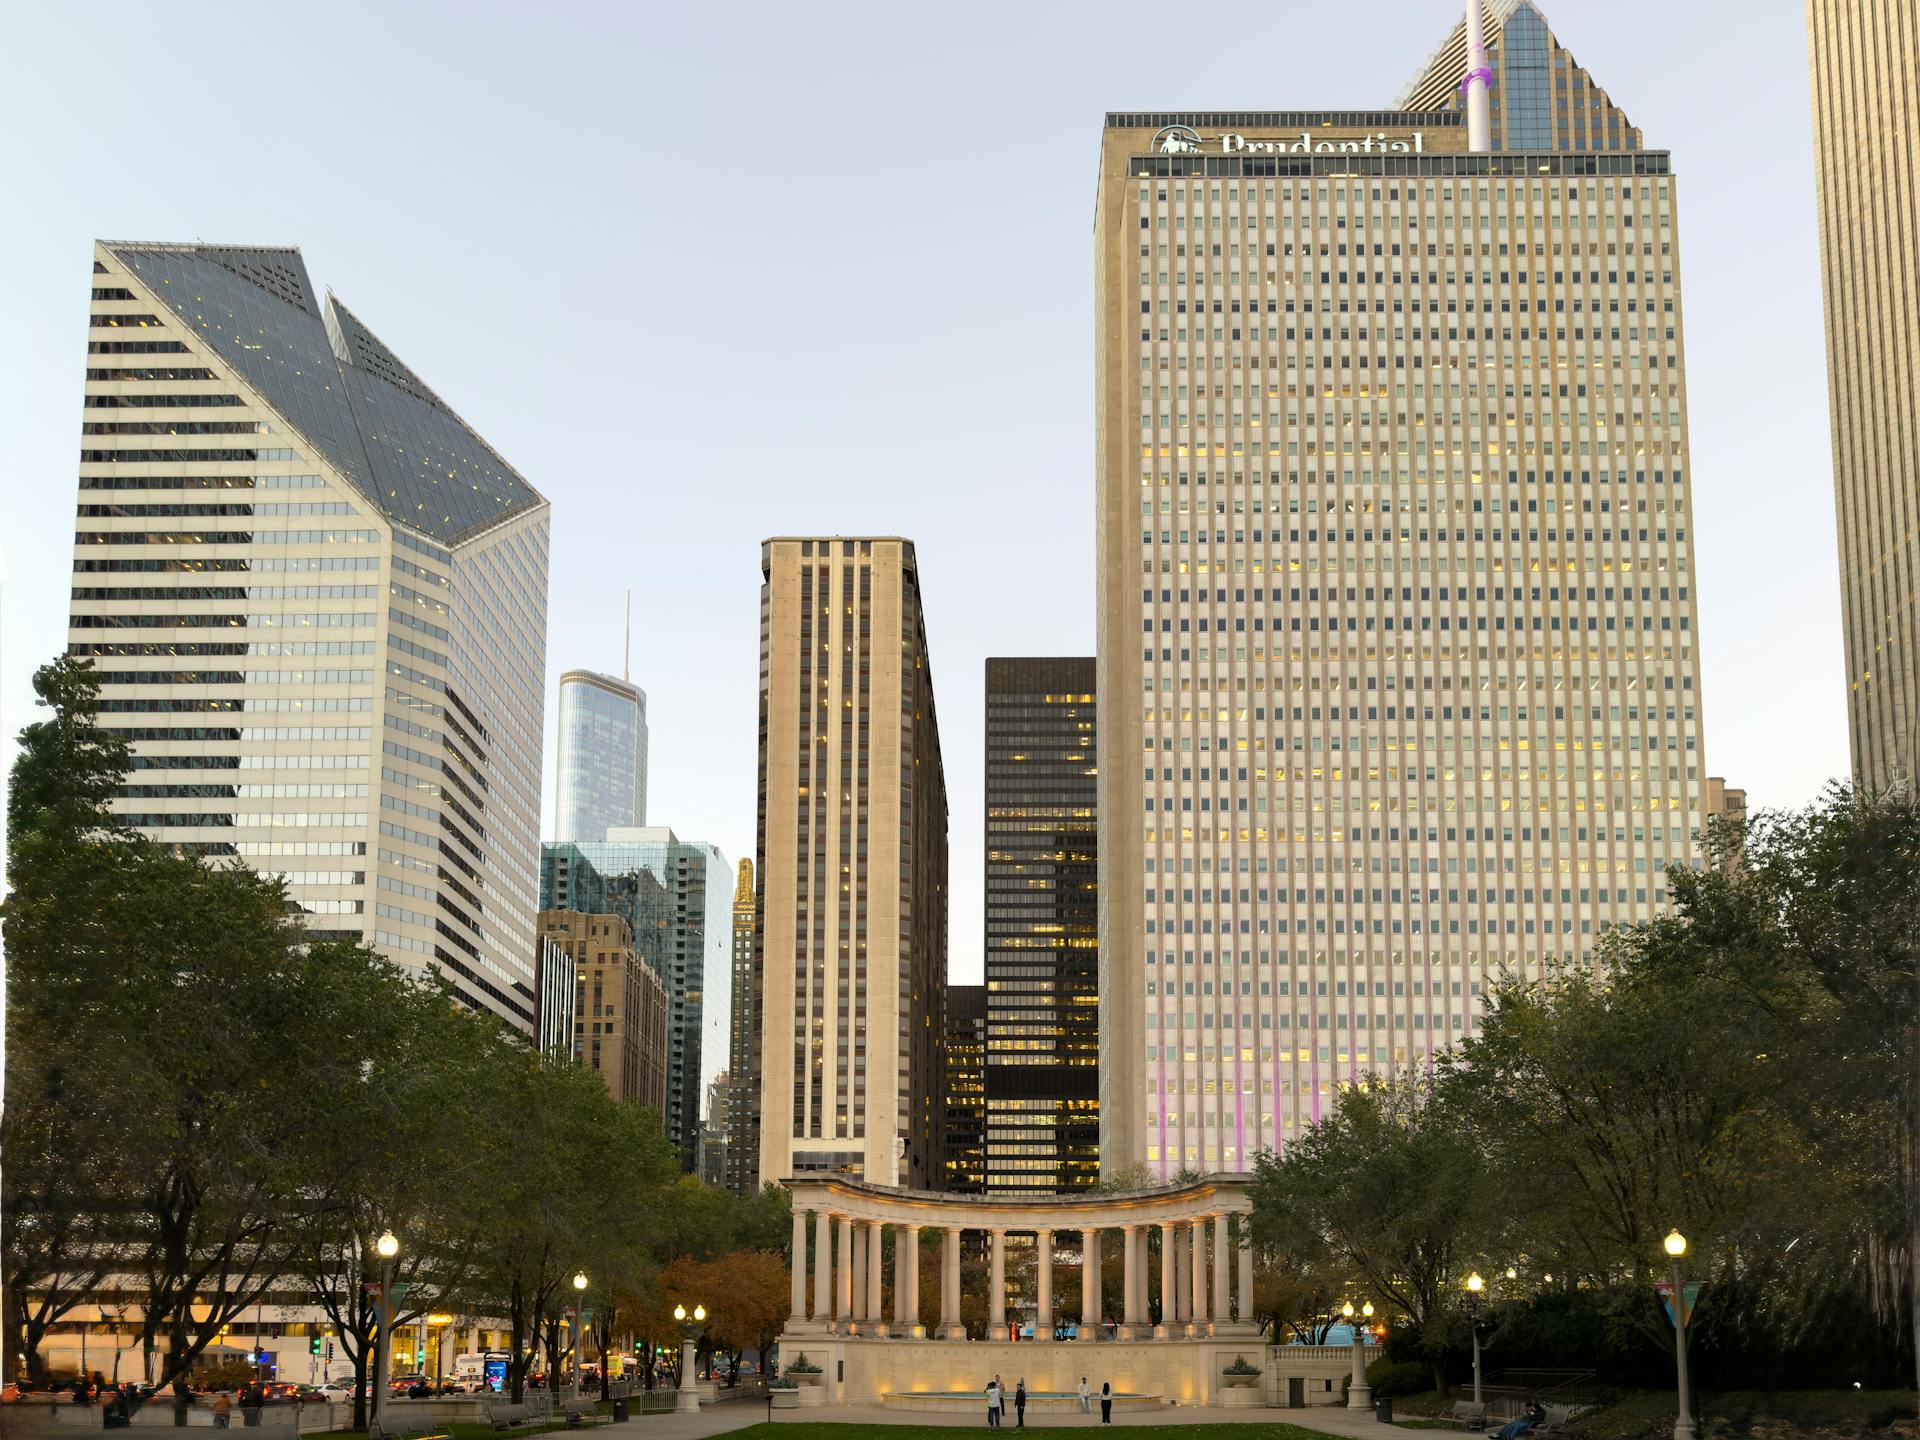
[1035,1230,1054,1340]
[1079,1229,1100,1341]
[867,1221,885,1329]
[1174,1227,1191,1324]
[989,1229,1007,1337]
[850,1222,868,1322]
[813,1209,833,1323]
[942,1227,964,1339]
[1158,1222,1178,1335]
[1213,1214,1231,1331]
[790,1209,809,1322]
[837,1216,855,1323]
[1238,1219,1257,1333]
[1189,1218,1208,1326]
[897,1225,921,1335]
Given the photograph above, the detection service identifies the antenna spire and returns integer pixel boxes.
[1462,2,1493,154]
[624,589,631,682]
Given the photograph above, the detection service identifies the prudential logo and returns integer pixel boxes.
[1151,125,1203,155]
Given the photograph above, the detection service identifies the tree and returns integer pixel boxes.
[3,658,391,1408]
[462,1058,678,1402]
[2,658,137,1383]
[296,981,514,1428]
[1250,1076,1489,1392]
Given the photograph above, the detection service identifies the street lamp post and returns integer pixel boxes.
[427,1316,452,1392]
[373,1232,399,1429]
[1665,1232,1696,1440]
[672,1305,706,1415]
[1465,1272,1485,1406]
[1342,1301,1374,1411]
[571,1274,588,1399]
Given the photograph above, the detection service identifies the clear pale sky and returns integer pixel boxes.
[0,0,1842,983]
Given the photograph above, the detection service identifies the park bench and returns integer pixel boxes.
[562,1398,610,1427]
[370,1411,451,1440]
[485,1401,541,1433]
[1483,1404,1586,1439]
[1452,1399,1490,1429]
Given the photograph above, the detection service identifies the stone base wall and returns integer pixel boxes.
[774,1334,1268,1407]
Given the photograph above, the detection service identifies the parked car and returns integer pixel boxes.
[306,1383,356,1402]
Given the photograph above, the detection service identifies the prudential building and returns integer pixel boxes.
[1095,3,1708,1178]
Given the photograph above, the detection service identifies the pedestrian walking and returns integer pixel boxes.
[1015,1380,1027,1428]
[1100,1381,1113,1425]
[211,1392,232,1430]
[985,1376,1002,1428]
[1078,1377,1092,1415]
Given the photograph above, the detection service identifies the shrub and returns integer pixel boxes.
[1366,1359,1431,1398]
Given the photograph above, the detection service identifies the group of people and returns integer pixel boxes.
[983,1375,1114,1426]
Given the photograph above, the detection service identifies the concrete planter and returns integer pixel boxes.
[770,1390,803,1409]
[788,1370,825,1386]
[1220,1386,1264,1408]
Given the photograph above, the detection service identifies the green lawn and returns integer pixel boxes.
[728,1428,1338,1440]
[1369,1388,1917,1439]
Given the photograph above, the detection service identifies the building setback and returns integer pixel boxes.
[540,831,731,1168]
[1808,0,1919,797]
[537,909,669,1110]
[755,537,949,1189]
[983,658,1099,1195]
[70,242,548,1030]
[1397,1,1642,153]
[1095,8,1708,1178]
[726,857,760,1194]
[554,669,649,842]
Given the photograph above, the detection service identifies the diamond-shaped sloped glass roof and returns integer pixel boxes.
[105,242,544,546]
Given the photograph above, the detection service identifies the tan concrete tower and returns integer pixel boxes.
[1807,0,1920,797]
[754,538,949,1188]
[1096,79,1708,1176]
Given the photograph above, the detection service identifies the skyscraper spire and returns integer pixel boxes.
[1463,2,1492,152]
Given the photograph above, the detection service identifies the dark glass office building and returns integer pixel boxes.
[943,984,987,1194]
[983,658,1098,1194]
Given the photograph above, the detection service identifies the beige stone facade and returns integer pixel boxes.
[1808,0,1920,797]
[1094,111,1707,1177]
[773,1174,1278,1407]
[756,538,949,1189]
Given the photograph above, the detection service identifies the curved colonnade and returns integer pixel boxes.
[782,1173,1259,1342]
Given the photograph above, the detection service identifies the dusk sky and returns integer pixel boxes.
[0,0,1838,980]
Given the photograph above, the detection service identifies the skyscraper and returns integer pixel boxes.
[537,908,670,1110]
[754,537,949,1188]
[1095,12,1706,1178]
[1808,0,1919,797]
[983,658,1099,1195]
[540,830,731,1166]
[554,669,648,841]
[726,857,760,1194]
[71,242,549,1030]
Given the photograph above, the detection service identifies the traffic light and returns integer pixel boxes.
[310,1336,325,1356]
[415,1349,425,1366]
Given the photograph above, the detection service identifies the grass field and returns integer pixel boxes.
[725,1427,1343,1440]
[1379,1387,1917,1439]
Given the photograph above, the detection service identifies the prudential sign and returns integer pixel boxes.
[1152,125,1427,156]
